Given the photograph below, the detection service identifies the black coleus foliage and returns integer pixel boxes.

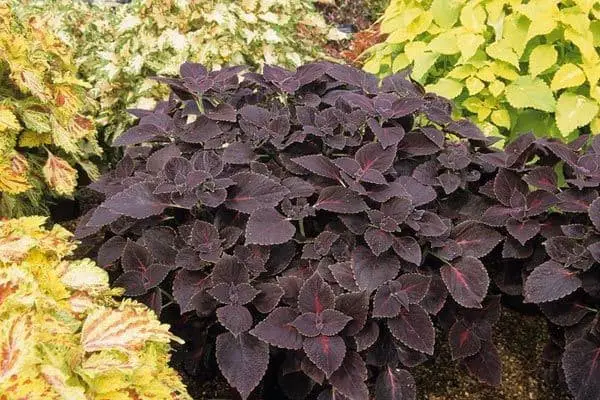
[76,61,600,400]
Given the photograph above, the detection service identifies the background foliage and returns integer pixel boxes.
[0,216,190,399]
[363,0,600,145]
[0,2,101,217]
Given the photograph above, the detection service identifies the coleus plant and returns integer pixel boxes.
[77,60,549,399]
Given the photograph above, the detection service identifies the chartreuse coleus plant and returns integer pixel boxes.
[76,61,515,399]
[0,3,101,217]
[14,0,339,142]
[0,216,190,399]
[362,0,600,145]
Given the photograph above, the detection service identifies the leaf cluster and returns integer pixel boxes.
[0,216,191,399]
[363,0,600,145]
[77,61,519,399]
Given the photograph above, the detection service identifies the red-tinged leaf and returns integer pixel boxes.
[103,182,168,218]
[329,262,360,292]
[375,366,417,400]
[234,245,270,276]
[397,273,431,304]
[481,205,512,227]
[216,332,269,400]
[298,273,335,314]
[463,342,502,386]
[557,189,598,213]
[355,142,397,173]
[114,271,146,296]
[291,154,341,180]
[329,352,369,400]
[245,208,296,245]
[351,246,401,293]
[225,172,289,213]
[217,304,253,335]
[252,282,284,313]
[523,166,558,193]
[419,275,448,315]
[365,228,393,256]
[526,190,559,217]
[175,247,205,271]
[539,299,591,327]
[172,269,210,313]
[301,357,325,384]
[506,218,540,245]
[493,169,527,207]
[524,261,582,303]
[589,198,600,231]
[250,307,303,349]
[387,304,435,355]
[121,240,152,272]
[452,221,503,258]
[292,313,321,337]
[292,310,351,337]
[212,255,249,285]
[449,319,481,360]
[392,236,422,265]
[373,281,410,318]
[354,320,379,351]
[335,291,369,336]
[440,256,489,308]
[303,334,346,378]
[97,235,126,267]
[562,338,600,400]
[315,186,368,214]
[143,263,172,289]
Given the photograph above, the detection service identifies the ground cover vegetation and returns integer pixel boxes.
[362,0,600,146]
[74,60,600,400]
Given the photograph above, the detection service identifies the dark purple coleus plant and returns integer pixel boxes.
[77,61,523,399]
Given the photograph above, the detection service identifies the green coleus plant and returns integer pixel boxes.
[16,0,337,141]
[363,0,600,144]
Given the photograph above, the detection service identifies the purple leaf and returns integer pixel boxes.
[373,281,410,318]
[298,273,335,314]
[217,304,253,335]
[387,304,435,355]
[252,282,284,313]
[225,172,289,213]
[250,307,303,349]
[329,352,369,400]
[245,208,296,245]
[303,334,346,378]
[364,228,394,256]
[212,255,249,285]
[392,236,422,265]
[172,269,210,313]
[103,182,168,218]
[523,166,557,192]
[375,367,417,400]
[419,275,448,315]
[96,236,126,268]
[452,221,503,258]
[329,262,360,292]
[440,256,490,308]
[355,321,380,351]
[494,169,527,207]
[562,338,600,400]
[506,218,540,245]
[524,261,581,303]
[463,342,502,386]
[355,142,397,174]
[351,246,400,293]
[589,198,600,231]
[335,291,369,336]
[315,186,368,214]
[540,298,591,327]
[291,154,341,180]
[216,332,269,400]
[114,271,146,296]
[448,319,482,360]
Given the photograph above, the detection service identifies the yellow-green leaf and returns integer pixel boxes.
[425,78,464,99]
[486,40,520,67]
[489,80,506,97]
[551,63,586,91]
[491,109,511,129]
[505,76,556,112]
[430,0,462,28]
[0,109,21,132]
[466,76,485,95]
[529,44,557,77]
[460,4,487,33]
[555,92,599,134]
[428,31,460,55]
[412,52,439,82]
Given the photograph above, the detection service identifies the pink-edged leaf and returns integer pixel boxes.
[502,237,533,259]
[355,142,397,173]
[303,334,346,378]
[355,320,380,352]
[351,246,401,293]
[320,310,352,336]
[209,283,259,305]
[97,236,126,267]
[314,231,340,256]
[493,169,527,206]
[448,319,481,360]
[298,272,335,314]
[364,228,393,256]
[216,304,253,336]
[562,338,600,400]
[252,282,284,313]
[375,366,417,400]
[539,299,591,327]
[419,275,448,315]
[589,198,600,231]
[143,263,172,289]
[291,154,341,180]
[414,211,447,237]
[329,351,369,400]
[481,205,512,227]
[189,221,221,261]
[463,342,502,386]
[440,256,490,308]
[524,260,582,303]
[392,236,422,265]
[397,273,431,304]
[225,172,289,213]
[216,332,269,400]
[387,304,435,355]
[373,281,410,318]
[452,221,503,258]
[234,245,270,276]
[245,208,296,245]
[329,262,360,292]
[523,166,558,192]
[250,307,303,349]
[506,218,540,245]
[172,269,210,313]
[103,182,168,218]
[212,255,249,285]
[315,186,368,214]
[335,291,369,336]
[121,239,152,272]
[291,312,321,337]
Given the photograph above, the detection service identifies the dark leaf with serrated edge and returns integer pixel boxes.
[103,182,168,218]
[217,304,253,335]
[375,366,417,400]
[365,228,394,256]
[114,271,146,296]
[329,351,369,400]
[415,211,447,237]
[97,236,126,267]
[506,218,540,245]
[329,262,360,292]
[338,214,369,235]
[175,247,204,271]
[298,272,335,314]
[524,260,581,303]
[452,221,502,258]
[292,310,351,337]
[388,304,435,355]
[449,319,481,360]
[252,282,284,313]
[291,154,341,180]
[314,231,340,256]
[335,291,369,335]
[121,239,152,272]
[540,298,591,327]
[562,338,600,400]
[373,281,410,318]
[282,177,315,198]
[440,256,489,308]
[172,269,209,313]
[234,245,270,275]
[216,332,269,400]
[392,236,422,265]
[463,341,502,386]
[245,208,296,245]
[355,320,380,351]
[523,166,557,192]
[494,169,526,207]
[315,186,368,214]
[355,142,397,173]
[212,255,249,285]
[352,246,401,293]
[225,172,289,213]
[502,238,533,259]
[301,357,325,384]
[396,343,428,368]
[398,273,431,303]
[209,283,259,305]
[250,307,303,349]
[589,198,600,231]
[141,227,177,264]
[303,334,346,378]
[419,275,448,315]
